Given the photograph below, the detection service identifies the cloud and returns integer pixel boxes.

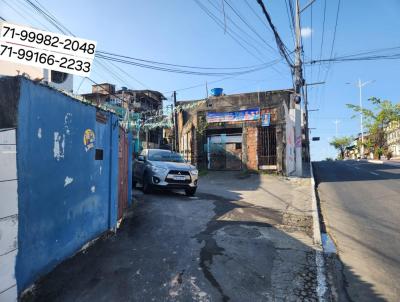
[301,27,313,38]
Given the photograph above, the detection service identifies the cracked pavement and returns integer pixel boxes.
[23,172,325,302]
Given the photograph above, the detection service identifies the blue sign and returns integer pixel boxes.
[261,113,271,127]
[206,108,260,123]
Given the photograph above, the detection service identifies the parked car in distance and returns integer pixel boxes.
[133,149,198,196]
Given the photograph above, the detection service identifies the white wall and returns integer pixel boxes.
[284,104,296,175]
[0,129,18,301]
[0,62,73,92]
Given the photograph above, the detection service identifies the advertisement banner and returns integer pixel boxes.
[261,113,271,127]
[206,108,260,123]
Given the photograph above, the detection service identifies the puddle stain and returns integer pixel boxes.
[322,233,337,254]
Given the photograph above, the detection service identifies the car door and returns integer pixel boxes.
[133,149,147,182]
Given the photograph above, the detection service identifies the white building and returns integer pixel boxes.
[386,121,400,158]
[0,61,73,92]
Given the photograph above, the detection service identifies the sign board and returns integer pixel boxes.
[261,113,271,127]
[0,22,96,77]
[206,108,260,123]
[312,137,320,141]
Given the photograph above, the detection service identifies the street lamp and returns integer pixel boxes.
[346,79,375,157]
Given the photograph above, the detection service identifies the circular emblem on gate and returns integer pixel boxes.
[83,129,95,152]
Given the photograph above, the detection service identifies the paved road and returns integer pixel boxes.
[24,172,321,302]
[313,160,400,301]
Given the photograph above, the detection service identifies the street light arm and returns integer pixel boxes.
[359,79,375,88]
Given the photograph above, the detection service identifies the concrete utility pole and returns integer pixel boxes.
[294,0,303,176]
[334,119,340,137]
[357,79,374,157]
[173,91,179,152]
[304,82,324,162]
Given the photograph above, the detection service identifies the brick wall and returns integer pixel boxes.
[245,126,258,170]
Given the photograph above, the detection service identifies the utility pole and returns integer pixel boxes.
[294,0,303,176]
[357,79,374,157]
[333,119,340,137]
[304,82,325,162]
[358,79,364,155]
[347,79,374,157]
[173,91,179,152]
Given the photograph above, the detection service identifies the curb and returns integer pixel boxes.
[310,162,322,246]
[367,159,383,164]
[310,162,330,302]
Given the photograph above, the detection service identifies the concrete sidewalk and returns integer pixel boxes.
[23,171,326,302]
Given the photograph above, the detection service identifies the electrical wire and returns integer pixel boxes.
[284,0,296,46]
[328,0,341,60]
[205,0,270,53]
[192,0,266,63]
[256,0,294,68]
[98,50,267,71]
[22,0,149,89]
[162,57,284,94]
[222,0,276,52]
[96,53,277,76]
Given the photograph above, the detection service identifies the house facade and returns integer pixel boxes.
[82,84,166,150]
[176,89,296,175]
[385,120,400,158]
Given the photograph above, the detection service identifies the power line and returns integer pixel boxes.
[323,0,341,82]
[316,0,326,81]
[21,0,149,89]
[96,53,276,76]
[203,0,289,80]
[328,0,341,60]
[307,46,400,64]
[309,53,400,64]
[256,0,294,68]
[19,0,289,77]
[205,0,270,54]
[98,50,267,71]
[284,0,296,46]
[243,0,271,33]
[222,0,276,52]
[193,0,266,62]
[162,57,283,94]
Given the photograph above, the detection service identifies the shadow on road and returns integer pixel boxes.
[313,160,397,301]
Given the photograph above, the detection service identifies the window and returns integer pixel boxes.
[51,71,68,83]
[95,149,104,160]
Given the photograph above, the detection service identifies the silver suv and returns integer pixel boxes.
[133,149,198,196]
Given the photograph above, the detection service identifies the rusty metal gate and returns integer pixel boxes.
[118,126,129,220]
[258,126,277,166]
[207,134,242,170]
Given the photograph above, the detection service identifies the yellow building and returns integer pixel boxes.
[385,121,400,158]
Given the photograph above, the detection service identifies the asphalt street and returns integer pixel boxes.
[313,160,400,301]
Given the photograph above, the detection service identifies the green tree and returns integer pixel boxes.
[329,136,354,160]
[346,97,400,158]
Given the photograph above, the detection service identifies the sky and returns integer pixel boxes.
[1,0,400,160]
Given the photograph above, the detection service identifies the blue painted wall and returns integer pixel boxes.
[15,78,119,292]
[128,132,133,205]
